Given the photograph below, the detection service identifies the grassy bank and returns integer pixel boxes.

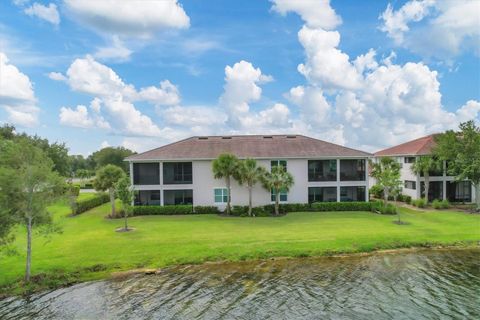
[0,197,478,296]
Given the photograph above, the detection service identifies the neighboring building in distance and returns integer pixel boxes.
[125,135,371,208]
[374,134,476,203]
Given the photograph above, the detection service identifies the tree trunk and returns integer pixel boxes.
[275,188,280,216]
[25,216,32,282]
[124,208,128,230]
[475,182,480,212]
[248,186,253,217]
[383,188,389,205]
[424,173,430,203]
[109,188,115,217]
[226,177,231,215]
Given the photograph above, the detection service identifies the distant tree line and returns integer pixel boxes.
[0,124,135,177]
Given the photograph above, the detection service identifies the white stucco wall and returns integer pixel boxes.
[131,157,370,207]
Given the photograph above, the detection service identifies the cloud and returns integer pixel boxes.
[24,2,60,25]
[270,0,341,30]
[64,0,190,38]
[94,36,132,62]
[0,52,39,126]
[58,55,182,137]
[59,100,110,129]
[379,0,480,60]
[163,105,227,126]
[48,71,67,81]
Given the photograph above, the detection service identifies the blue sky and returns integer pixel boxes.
[0,0,478,155]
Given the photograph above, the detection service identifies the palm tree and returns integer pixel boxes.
[235,159,267,217]
[411,156,442,203]
[212,153,239,215]
[261,166,294,216]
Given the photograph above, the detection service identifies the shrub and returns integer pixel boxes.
[369,185,384,199]
[133,205,193,216]
[370,201,396,215]
[441,199,450,209]
[404,195,412,204]
[74,193,110,215]
[310,201,373,212]
[432,199,442,209]
[231,206,249,216]
[413,198,427,208]
[193,206,220,214]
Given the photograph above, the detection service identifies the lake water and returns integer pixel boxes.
[1,249,479,319]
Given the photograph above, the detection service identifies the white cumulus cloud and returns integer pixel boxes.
[24,2,60,25]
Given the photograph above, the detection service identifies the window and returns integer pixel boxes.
[308,187,337,203]
[340,186,366,202]
[271,160,287,171]
[133,163,160,185]
[340,159,366,181]
[404,180,416,190]
[271,189,288,202]
[420,181,443,201]
[163,162,192,184]
[214,188,229,203]
[308,160,337,181]
[404,157,416,163]
[135,190,161,206]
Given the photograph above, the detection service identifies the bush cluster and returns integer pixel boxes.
[74,193,110,215]
[432,199,450,209]
[412,198,427,208]
[371,202,397,215]
[369,185,384,199]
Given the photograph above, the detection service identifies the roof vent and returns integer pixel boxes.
[263,136,273,139]
[286,135,296,138]
[222,136,232,139]
[198,137,208,140]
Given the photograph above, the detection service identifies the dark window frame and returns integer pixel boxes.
[339,159,366,181]
[308,160,337,182]
[163,162,193,185]
[133,163,160,185]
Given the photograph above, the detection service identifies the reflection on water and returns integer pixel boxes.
[1,249,479,319]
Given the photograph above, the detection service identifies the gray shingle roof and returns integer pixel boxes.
[126,135,371,161]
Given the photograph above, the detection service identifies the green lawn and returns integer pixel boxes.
[0,199,479,295]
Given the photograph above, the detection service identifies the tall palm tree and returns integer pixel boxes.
[411,156,442,203]
[261,166,294,216]
[235,159,267,217]
[212,153,239,215]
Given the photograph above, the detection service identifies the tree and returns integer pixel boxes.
[212,153,239,215]
[434,121,480,211]
[261,166,294,216]
[411,156,441,203]
[234,159,267,217]
[370,157,402,205]
[391,184,403,223]
[89,147,135,172]
[0,139,65,282]
[116,176,136,231]
[93,165,125,217]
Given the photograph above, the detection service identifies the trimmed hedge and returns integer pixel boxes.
[131,201,381,217]
[74,193,110,215]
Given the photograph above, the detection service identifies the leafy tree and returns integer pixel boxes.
[411,156,442,203]
[212,153,239,215]
[0,139,65,282]
[434,121,480,211]
[89,147,135,172]
[370,157,402,205]
[76,169,93,183]
[116,176,136,231]
[261,166,294,216]
[93,165,125,217]
[391,185,403,223]
[234,159,267,217]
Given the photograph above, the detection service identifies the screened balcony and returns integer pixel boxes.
[135,190,161,206]
[164,189,193,205]
[133,163,160,185]
[340,186,366,202]
[308,160,337,181]
[340,159,366,181]
[308,187,337,203]
[447,181,471,203]
[163,162,193,185]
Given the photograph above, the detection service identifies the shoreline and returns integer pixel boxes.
[2,242,478,298]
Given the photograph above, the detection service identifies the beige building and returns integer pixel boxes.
[126,135,371,208]
[374,134,476,203]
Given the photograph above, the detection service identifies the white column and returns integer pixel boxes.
[159,162,164,206]
[336,159,341,202]
[129,162,134,185]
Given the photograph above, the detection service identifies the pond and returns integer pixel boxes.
[1,248,479,319]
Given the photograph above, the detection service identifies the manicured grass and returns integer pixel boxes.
[0,200,478,295]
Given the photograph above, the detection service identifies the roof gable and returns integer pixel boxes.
[374,134,438,156]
